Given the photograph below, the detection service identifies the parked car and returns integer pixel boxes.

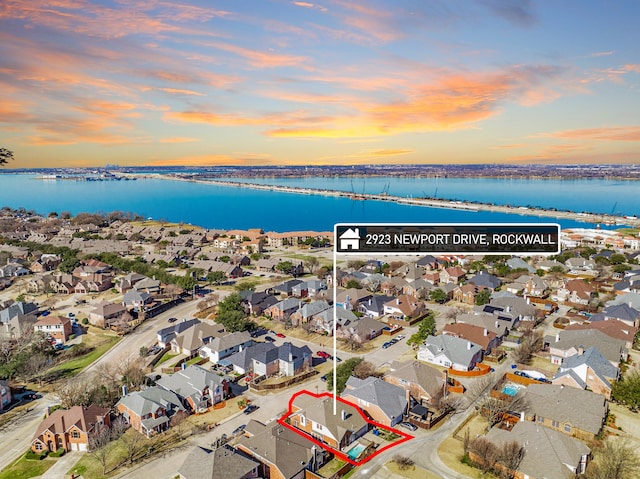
[232,424,246,435]
[382,342,392,349]
[335,357,342,362]
[317,351,331,359]
[264,336,276,343]
[396,335,405,340]
[168,317,178,323]
[243,404,259,415]
[276,332,286,338]
[320,374,328,381]
[250,328,267,338]
[399,422,417,431]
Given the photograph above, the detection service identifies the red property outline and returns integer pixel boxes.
[277,390,414,467]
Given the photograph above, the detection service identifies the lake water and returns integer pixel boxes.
[0,173,635,232]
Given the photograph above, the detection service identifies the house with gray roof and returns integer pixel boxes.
[417,334,483,371]
[487,295,537,322]
[273,279,303,296]
[606,291,640,310]
[337,316,387,343]
[236,420,326,479]
[116,386,184,436]
[289,299,330,326]
[177,445,260,479]
[342,376,408,426]
[264,297,301,322]
[552,346,619,399]
[0,301,38,324]
[133,276,161,293]
[225,342,277,375]
[311,307,358,334]
[545,329,627,367]
[156,365,228,413]
[468,271,501,290]
[122,290,152,310]
[519,384,607,441]
[157,318,202,347]
[251,342,312,378]
[358,295,394,318]
[199,331,253,363]
[170,322,227,356]
[476,421,590,479]
[385,360,445,406]
[290,393,369,450]
[506,257,536,273]
[602,303,640,327]
[456,312,510,338]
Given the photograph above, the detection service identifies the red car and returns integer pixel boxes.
[276,333,286,338]
[317,351,331,359]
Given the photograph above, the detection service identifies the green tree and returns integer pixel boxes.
[219,255,230,263]
[0,148,13,165]
[326,357,363,393]
[207,270,226,285]
[345,279,361,289]
[275,261,294,274]
[612,370,640,410]
[216,293,254,332]
[429,288,448,304]
[610,253,627,265]
[407,312,436,347]
[475,289,492,306]
[59,256,80,273]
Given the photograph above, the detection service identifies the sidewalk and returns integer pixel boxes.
[39,451,81,479]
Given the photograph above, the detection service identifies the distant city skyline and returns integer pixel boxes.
[1,0,639,168]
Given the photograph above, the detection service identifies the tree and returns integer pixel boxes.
[326,357,363,393]
[475,289,492,306]
[0,148,13,165]
[407,312,436,347]
[170,409,191,440]
[207,270,226,285]
[585,437,640,479]
[345,279,362,289]
[612,369,640,410]
[468,437,499,474]
[352,360,382,379]
[496,441,525,479]
[429,288,448,304]
[90,425,114,475]
[118,426,144,465]
[275,260,294,275]
[392,455,415,471]
[216,293,253,332]
[303,256,320,275]
[478,392,527,428]
[512,331,543,365]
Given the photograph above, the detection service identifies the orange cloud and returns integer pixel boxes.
[155,87,206,96]
[545,126,640,142]
[199,40,310,69]
[159,137,200,143]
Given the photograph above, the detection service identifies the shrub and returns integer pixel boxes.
[392,454,415,470]
[81,317,89,325]
[50,448,66,457]
[25,450,47,460]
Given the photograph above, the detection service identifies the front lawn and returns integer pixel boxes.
[156,351,178,366]
[0,453,56,479]
[48,335,120,378]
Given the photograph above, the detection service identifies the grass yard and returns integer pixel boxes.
[385,461,441,479]
[48,335,120,378]
[437,436,498,479]
[156,351,178,366]
[0,454,56,479]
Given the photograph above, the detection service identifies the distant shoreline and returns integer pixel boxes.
[149,173,640,228]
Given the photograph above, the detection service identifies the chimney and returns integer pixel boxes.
[484,328,488,336]
[341,410,347,421]
[526,297,530,304]
[122,385,128,397]
[467,341,472,350]
[396,298,401,305]
[578,345,584,356]
[289,352,293,362]
[520,411,525,422]
[495,320,499,329]
[506,306,511,313]
[369,298,372,305]
[45,406,50,418]
[555,333,560,343]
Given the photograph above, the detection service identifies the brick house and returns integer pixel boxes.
[31,405,110,452]
[33,315,72,344]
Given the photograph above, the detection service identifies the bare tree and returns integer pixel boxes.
[119,426,145,465]
[56,379,95,408]
[341,331,364,351]
[365,278,381,293]
[118,356,147,389]
[18,353,50,386]
[464,374,493,406]
[478,393,528,428]
[392,454,415,470]
[585,438,640,479]
[303,257,320,275]
[352,360,382,379]
[513,330,544,365]
[169,410,191,440]
[469,437,499,474]
[496,441,525,479]
[443,306,464,324]
[89,425,114,475]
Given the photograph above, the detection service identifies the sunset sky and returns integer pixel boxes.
[1,0,639,168]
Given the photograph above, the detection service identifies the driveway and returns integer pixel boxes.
[39,451,81,479]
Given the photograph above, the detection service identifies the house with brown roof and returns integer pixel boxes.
[439,266,466,284]
[236,420,327,479]
[88,301,127,328]
[564,319,638,349]
[170,322,226,356]
[383,295,425,321]
[177,445,260,479]
[453,283,487,305]
[552,279,595,305]
[442,322,500,355]
[33,315,72,344]
[31,405,110,453]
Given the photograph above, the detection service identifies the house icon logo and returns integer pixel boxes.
[339,228,361,250]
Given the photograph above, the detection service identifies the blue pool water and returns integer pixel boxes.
[347,443,367,460]
[502,384,522,396]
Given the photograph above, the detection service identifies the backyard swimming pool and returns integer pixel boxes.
[347,443,367,460]
[502,384,524,396]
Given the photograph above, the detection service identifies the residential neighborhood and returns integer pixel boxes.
[0,208,640,479]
